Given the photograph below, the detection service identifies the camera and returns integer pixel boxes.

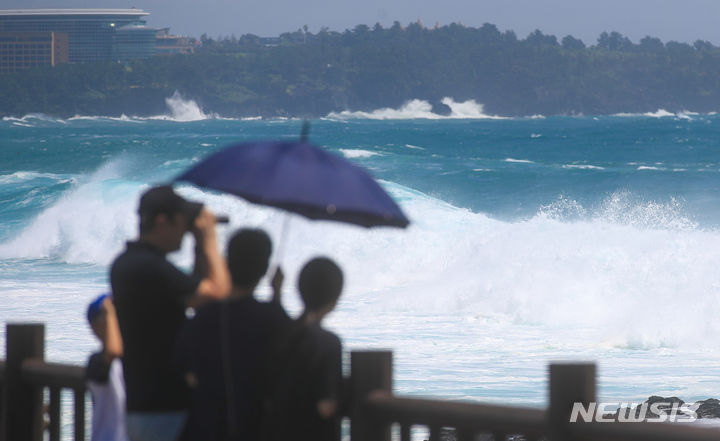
[187,202,229,227]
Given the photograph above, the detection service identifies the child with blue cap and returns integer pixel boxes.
[86,293,128,441]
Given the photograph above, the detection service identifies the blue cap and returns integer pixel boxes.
[87,293,110,324]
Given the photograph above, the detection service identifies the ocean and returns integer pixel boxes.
[2,96,720,424]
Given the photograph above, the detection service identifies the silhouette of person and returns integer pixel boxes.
[111,185,231,441]
[264,257,344,441]
[176,228,289,441]
[86,293,128,441]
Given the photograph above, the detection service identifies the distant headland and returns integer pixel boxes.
[2,21,720,119]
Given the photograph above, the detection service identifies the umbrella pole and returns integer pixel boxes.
[274,214,292,267]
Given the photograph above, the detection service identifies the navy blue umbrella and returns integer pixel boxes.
[175,141,409,228]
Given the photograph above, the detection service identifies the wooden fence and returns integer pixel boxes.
[1,323,720,441]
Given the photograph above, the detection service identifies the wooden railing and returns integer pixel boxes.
[22,359,86,441]
[1,323,86,441]
[2,323,720,441]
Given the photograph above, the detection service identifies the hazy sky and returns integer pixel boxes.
[4,0,720,45]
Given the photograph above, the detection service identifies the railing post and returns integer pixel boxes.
[48,386,61,441]
[548,363,596,441]
[73,387,85,441]
[350,350,392,441]
[0,361,4,441]
[4,323,45,441]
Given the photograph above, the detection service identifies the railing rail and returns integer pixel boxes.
[21,359,85,390]
[366,391,547,441]
[568,421,720,441]
[21,359,86,441]
[1,324,86,441]
[3,322,720,441]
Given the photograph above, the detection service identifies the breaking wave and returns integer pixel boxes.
[2,155,718,351]
[149,91,213,122]
[326,97,506,120]
[612,109,707,120]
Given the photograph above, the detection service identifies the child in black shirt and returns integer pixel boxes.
[265,257,344,441]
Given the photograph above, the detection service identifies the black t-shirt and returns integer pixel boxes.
[110,241,199,412]
[176,296,290,441]
[265,322,343,441]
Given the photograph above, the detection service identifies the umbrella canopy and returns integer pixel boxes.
[175,141,409,228]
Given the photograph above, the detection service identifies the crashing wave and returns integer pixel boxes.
[326,97,506,120]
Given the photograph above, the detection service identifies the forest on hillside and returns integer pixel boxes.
[3,22,720,117]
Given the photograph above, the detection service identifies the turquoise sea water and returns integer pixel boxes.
[3,101,720,419]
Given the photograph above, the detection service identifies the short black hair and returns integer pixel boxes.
[298,257,343,311]
[227,228,272,288]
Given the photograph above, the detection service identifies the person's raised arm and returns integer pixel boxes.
[101,296,123,364]
[271,266,284,304]
[192,208,232,300]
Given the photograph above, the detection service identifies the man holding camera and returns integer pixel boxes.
[111,185,231,441]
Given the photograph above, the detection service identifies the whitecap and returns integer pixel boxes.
[562,164,605,170]
[339,149,381,159]
[0,171,71,184]
[69,114,144,123]
[326,97,506,120]
[644,109,676,118]
[504,158,535,164]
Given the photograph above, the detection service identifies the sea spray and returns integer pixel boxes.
[0,158,140,263]
[326,97,505,120]
[155,91,211,121]
[4,159,720,352]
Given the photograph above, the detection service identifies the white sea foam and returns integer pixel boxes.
[562,164,605,170]
[504,158,535,164]
[147,91,213,122]
[677,111,697,120]
[339,149,381,159]
[405,144,424,150]
[5,160,720,403]
[326,97,505,120]
[69,114,144,123]
[0,171,74,184]
[2,113,67,125]
[637,166,662,171]
[613,109,704,119]
[3,161,715,348]
[0,158,140,264]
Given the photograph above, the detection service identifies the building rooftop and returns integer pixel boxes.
[0,9,149,17]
